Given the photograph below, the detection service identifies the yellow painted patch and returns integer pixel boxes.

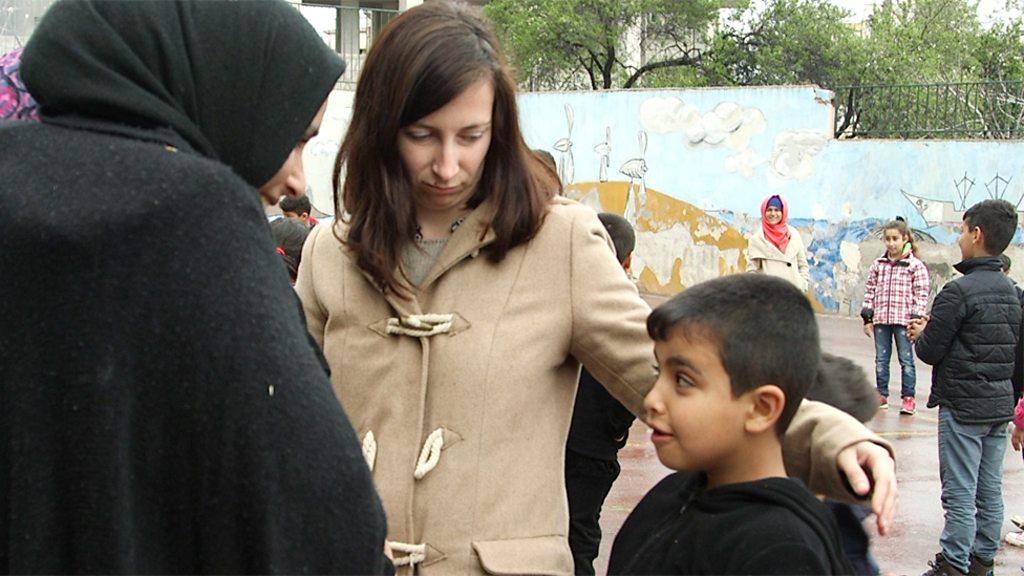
[566,181,750,295]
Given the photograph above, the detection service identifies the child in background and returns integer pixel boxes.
[271,217,310,285]
[910,199,1020,576]
[861,218,930,414]
[999,253,1024,548]
[810,353,884,575]
[608,274,855,575]
[1007,400,1024,547]
[278,193,318,228]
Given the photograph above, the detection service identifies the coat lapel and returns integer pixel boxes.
[417,199,498,291]
[330,221,424,317]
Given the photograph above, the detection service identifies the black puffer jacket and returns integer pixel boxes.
[915,257,1020,424]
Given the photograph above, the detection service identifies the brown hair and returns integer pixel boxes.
[333,1,557,294]
[882,218,916,256]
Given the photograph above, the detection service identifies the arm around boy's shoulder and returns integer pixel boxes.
[567,207,652,416]
[782,400,893,501]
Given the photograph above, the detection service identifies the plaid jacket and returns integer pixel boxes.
[862,252,930,326]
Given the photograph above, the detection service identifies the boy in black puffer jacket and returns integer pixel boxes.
[909,199,1021,576]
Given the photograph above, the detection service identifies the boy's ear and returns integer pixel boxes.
[744,384,785,434]
[972,226,985,248]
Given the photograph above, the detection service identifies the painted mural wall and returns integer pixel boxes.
[517,86,1024,314]
[303,85,1024,315]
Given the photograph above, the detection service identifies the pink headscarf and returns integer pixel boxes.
[760,194,791,253]
[0,48,39,121]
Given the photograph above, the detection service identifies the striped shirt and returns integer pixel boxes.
[862,253,930,326]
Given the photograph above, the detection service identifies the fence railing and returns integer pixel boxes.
[833,81,1024,140]
[288,1,399,88]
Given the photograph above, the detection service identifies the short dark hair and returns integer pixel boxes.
[279,194,311,215]
[999,253,1012,272]
[270,217,310,281]
[647,274,818,434]
[597,212,635,265]
[806,353,877,423]
[963,199,1018,255]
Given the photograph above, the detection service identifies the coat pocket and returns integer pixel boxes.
[472,535,572,576]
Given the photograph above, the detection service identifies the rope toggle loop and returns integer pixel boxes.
[362,431,377,472]
[388,541,427,567]
[414,428,445,480]
[385,314,454,337]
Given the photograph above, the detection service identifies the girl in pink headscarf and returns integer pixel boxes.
[745,194,810,292]
[0,48,39,121]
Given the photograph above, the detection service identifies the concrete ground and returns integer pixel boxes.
[596,311,1024,575]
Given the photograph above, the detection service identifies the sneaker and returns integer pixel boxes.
[1008,530,1024,547]
[968,554,994,576]
[901,396,917,415]
[923,552,966,576]
[1012,514,1024,530]
[879,394,889,409]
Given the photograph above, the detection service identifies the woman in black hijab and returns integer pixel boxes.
[0,1,389,573]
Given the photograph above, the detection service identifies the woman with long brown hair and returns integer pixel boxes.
[296,2,897,573]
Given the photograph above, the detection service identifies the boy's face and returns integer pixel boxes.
[644,326,752,474]
[958,218,981,260]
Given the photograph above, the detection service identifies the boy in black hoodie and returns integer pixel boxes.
[608,274,853,575]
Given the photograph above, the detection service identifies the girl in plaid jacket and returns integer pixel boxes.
[860,219,930,415]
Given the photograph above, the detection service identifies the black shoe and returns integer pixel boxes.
[923,553,967,576]
[967,554,994,576]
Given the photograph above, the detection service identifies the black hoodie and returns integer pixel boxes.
[608,472,853,575]
[1,1,389,573]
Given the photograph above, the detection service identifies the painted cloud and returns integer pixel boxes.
[771,130,829,179]
[640,98,766,151]
[640,97,767,178]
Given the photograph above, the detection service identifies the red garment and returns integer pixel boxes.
[760,194,791,253]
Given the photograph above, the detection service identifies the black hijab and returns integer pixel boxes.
[21,0,344,188]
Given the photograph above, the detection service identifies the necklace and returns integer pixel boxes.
[414,217,465,242]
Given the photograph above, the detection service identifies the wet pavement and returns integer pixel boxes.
[596,311,1024,575]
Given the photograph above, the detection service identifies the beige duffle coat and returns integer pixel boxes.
[296,196,887,575]
[746,225,811,292]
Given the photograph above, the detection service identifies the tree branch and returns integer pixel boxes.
[623,50,701,88]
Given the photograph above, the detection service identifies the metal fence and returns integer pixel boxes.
[288,2,399,88]
[833,81,1024,140]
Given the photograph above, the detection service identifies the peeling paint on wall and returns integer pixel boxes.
[516,86,1024,314]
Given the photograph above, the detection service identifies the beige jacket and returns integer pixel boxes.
[746,225,811,292]
[297,197,887,575]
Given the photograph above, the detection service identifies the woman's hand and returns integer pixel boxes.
[837,442,897,536]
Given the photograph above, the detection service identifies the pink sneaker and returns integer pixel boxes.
[900,396,916,415]
[879,395,888,409]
